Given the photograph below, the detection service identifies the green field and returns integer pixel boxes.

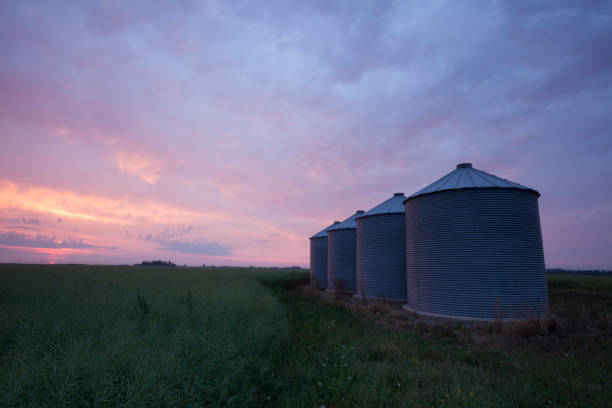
[1,265,610,407]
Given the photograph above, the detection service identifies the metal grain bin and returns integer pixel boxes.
[327,210,364,293]
[356,193,407,301]
[404,163,549,320]
[309,221,341,289]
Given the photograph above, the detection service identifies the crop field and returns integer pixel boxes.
[1,265,610,407]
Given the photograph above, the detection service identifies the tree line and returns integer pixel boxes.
[138,260,176,267]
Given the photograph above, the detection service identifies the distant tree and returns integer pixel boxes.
[138,260,176,267]
[546,268,611,275]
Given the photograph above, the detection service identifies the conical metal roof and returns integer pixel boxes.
[361,193,406,218]
[408,163,539,199]
[310,221,341,239]
[328,210,365,231]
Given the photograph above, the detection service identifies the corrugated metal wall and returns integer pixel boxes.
[356,213,406,300]
[327,229,357,292]
[310,236,328,288]
[405,188,549,320]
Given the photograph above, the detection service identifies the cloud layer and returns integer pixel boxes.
[0,231,109,250]
[0,1,611,268]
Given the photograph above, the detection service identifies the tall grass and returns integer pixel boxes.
[0,265,290,407]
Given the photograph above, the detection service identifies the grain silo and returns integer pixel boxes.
[309,221,341,289]
[327,210,364,293]
[404,163,549,320]
[356,193,407,301]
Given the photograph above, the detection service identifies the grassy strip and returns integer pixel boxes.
[547,274,612,292]
[262,276,611,407]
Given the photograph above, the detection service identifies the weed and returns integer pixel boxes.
[504,318,544,340]
[178,290,193,310]
[357,276,368,304]
[332,278,351,301]
[370,339,400,361]
[544,315,560,333]
[136,294,150,314]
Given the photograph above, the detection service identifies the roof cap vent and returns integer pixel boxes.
[356,210,365,213]
[393,192,405,197]
[333,221,341,224]
[457,163,472,169]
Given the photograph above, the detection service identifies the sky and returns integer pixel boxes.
[0,0,611,268]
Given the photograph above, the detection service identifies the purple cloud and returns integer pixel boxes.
[22,218,40,225]
[0,231,115,250]
[156,239,233,256]
[139,232,232,256]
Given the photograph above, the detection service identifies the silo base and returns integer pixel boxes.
[401,304,547,322]
[325,288,356,296]
[325,288,353,292]
[352,294,406,304]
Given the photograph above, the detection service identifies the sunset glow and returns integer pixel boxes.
[1,1,611,268]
